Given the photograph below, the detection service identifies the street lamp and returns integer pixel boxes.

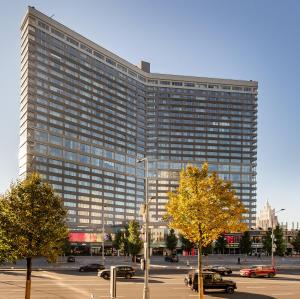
[271,208,285,267]
[102,203,106,266]
[136,157,150,299]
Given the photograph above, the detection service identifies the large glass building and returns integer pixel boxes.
[19,7,258,239]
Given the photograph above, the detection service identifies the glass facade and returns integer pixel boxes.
[19,7,257,232]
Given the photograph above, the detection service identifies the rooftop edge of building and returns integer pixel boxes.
[23,6,258,88]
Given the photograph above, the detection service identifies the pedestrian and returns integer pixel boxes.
[237,257,240,265]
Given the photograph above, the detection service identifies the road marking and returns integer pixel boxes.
[35,271,94,297]
[40,271,63,280]
[238,280,300,284]
[271,293,294,296]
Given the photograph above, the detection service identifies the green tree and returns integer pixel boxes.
[120,226,130,256]
[0,173,68,299]
[179,234,194,254]
[113,230,123,252]
[166,229,178,253]
[113,227,130,256]
[61,238,71,256]
[165,163,246,299]
[240,231,252,255]
[263,230,272,255]
[291,230,300,253]
[128,220,143,261]
[214,235,227,254]
[274,225,285,256]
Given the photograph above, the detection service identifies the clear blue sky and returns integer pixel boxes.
[0,0,299,227]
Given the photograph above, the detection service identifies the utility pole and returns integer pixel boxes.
[137,157,151,299]
[102,203,106,265]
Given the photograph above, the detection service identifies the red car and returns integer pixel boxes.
[240,265,276,278]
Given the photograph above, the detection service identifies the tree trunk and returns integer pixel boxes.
[25,257,32,299]
[198,244,204,299]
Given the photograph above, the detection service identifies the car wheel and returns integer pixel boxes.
[250,272,256,278]
[103,273,109,280]
[268,273,275,278]
[226,286,234,294]
[79,268,84,272]
[125,273,132,279]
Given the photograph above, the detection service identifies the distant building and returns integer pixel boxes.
[256,201,279,230]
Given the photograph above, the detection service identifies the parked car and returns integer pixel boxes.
[165,254,179,262]
[203,265,232,276]
[184,270,237,294]
[98,265,135,280]
[132,255,143,263]
[79,263,105,272]
[67,256,75,262]
[240,265,276,278]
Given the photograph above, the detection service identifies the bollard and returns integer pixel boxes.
[110,266,117,299]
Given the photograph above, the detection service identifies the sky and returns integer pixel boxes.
[0,0,299,227]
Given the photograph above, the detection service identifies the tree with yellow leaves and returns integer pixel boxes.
[165,163,247,299]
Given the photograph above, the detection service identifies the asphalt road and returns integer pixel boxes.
[1,269,300,299]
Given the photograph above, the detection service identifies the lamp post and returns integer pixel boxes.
[271,208,285,267]
[102,204,106,266]
[137,157,150,299]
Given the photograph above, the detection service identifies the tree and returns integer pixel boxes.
[127,220,143,261]
[263,230,272,255]
[113,227,129,256]
[165,163,246,299]
[166,229,178,253]
[214,235,227,254]
[292,230,300,253]
[274,225,285,256]
[240,231,252,255]
[0,173,68,299]
[113,230,123,252]
[180,234,194,255]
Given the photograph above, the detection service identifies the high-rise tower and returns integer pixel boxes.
[19,7,258,237]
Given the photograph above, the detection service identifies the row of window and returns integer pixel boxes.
[35,20,257,93]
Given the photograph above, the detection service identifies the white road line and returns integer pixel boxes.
[40,271,63,280]
[271,293,294,296]
[238,280,300,284]
[35,271,95,297]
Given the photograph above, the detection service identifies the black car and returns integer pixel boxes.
[203,265,232,276]
[79,263,105,272]
[132,255,143,263]
[67,256,75,262]
[184,270,237,294]
[98,265,135,280]
[165,254,179,262]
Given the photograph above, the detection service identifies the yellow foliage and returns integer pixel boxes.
[165,163,247,247]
